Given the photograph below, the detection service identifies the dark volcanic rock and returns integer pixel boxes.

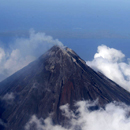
[0,45,130,130]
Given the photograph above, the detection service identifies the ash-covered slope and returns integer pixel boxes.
[0,45,130,130]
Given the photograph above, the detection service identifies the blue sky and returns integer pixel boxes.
[1,0,130,33]
[0,0,130,60]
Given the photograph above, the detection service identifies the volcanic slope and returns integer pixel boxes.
[0,45,130,130]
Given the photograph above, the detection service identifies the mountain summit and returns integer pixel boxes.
[0,45,130,130]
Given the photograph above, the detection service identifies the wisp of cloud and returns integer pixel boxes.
[0,29,63,81]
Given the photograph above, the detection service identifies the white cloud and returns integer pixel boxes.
[25,115,68,130]
[2,92,15,102]
[94,45,125,62]
[0,29,63,81]
[0,48,5,62]
[86,45,130,92]
[25,100,130,130]
[60,104,75,119]
[74,101,130,130]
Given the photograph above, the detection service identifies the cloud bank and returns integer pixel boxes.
[0,29,63,81]
[25,100,130,130]
[86,45,130,92]
[2,92,15,101]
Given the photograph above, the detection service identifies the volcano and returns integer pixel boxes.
[0,45,130,130]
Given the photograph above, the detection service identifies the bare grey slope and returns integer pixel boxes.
[0,45,130,130]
